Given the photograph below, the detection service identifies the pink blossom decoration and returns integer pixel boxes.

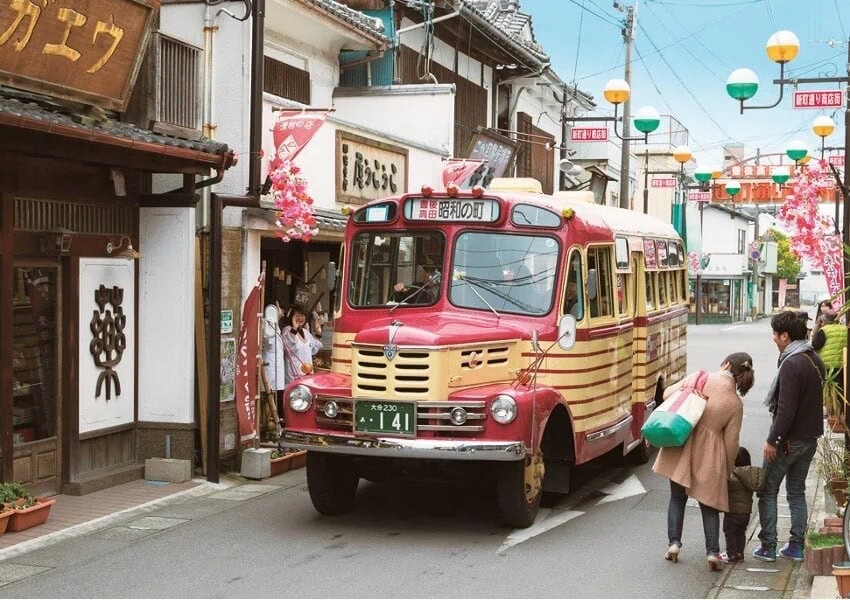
[268,160,318,242]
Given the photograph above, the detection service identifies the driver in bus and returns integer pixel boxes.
[391,263,441,304]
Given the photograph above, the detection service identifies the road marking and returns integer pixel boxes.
[747,568,779,573]
[721,325,749,331]
[498,510,584,552]
[734,586,771,591]
[596,474,646,505]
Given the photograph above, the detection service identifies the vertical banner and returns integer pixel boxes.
[271,110,329,170]
[778,279,787,308]
[819,235,845,313]
[234,273,265,443]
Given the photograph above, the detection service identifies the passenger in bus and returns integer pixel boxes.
[564,280,581,318]
[653,352,753,571]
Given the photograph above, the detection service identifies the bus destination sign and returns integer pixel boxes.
[405,198,500,222]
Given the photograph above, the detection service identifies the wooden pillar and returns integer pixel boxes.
[0,195,13,481]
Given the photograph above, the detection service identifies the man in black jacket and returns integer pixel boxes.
[753,310,824,563]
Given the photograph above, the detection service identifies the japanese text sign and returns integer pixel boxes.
[819,235,845,314]
[464,127,518,188]
[570,127,608,142]
[688,191,711,202]
[829,155,845,167]
[644,239,657,269]
[271,110,328,168]
[336,130,407,205]
[404,197,499,222]
[792,90,844,110]
[0,0,158,111]
[651,178,676,188]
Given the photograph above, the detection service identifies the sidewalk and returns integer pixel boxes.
[708,434,840,599]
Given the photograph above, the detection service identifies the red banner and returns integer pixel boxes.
[819,235,845,314]
[271,111,329,170]
[234,273,265,443]
[442,159,485,188]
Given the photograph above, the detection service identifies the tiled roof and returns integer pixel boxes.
[0,87,230,158]
[300,0,391,45]
[462,0,548,62]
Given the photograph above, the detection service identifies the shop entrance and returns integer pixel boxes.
[11,264,61,494]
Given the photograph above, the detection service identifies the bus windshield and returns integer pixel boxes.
[450,232,559,315]
[348,231,446,307]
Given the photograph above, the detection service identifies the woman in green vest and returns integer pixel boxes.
[813,311,847,441]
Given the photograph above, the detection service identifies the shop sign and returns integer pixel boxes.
[714,181,833,203]
[220,309,233,335]
[463,127,519,188]
[830,155,845,167]
[792,90,844,109]
[570,127,608,142]
[336,131,408,205]
[688,191,711,202]
[0,0,158,111]
[651,178,676,188]
[701,254,744,276]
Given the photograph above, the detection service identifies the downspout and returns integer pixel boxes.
[201,4,218,227]
[248,0,265,196]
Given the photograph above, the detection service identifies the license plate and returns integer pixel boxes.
[354,401,416,436]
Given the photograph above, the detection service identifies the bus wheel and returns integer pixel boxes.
[306,452,359,515]
[627,436,653,465]
[497,449,544,528]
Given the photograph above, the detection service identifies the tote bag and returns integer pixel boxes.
[641,370,708,448]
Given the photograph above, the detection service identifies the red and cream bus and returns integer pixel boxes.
[283,179,688,527]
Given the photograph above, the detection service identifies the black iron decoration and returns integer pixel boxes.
[89,285,126,400]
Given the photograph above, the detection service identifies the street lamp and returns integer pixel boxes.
[771,166,790,186]
[813,116,836,159]
[726,179,741,216]
[786,139,809,170]
[673,145,692,245]
[603,79,661,213]
[692,164,714,325]
[725,31,800,114]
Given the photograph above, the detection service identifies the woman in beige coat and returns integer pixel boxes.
[653,352,753,571]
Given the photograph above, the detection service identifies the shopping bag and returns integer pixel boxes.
[640,370,708,447]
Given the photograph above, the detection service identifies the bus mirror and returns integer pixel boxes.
[327,262,337,291]
[587,269,598,300]
[558,315,577,351]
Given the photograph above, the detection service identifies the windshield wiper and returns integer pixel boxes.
[461,275,537,314]
[456,273,500,318]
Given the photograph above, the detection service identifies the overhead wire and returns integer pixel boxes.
[833,0,848,41]
[572,0,586,87]
[762,0,778,32]
[646,0,759,5]
[564,0,621,27]
[643,1,733,74]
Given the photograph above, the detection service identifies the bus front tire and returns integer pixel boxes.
[306,452,359,515]
[496,451,543,528]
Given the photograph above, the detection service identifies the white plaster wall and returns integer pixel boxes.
[79,259,136,434]
[687,205,750,258]
[138,207,195,424]
[332,87,455,151]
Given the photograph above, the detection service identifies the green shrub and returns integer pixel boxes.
[807,532,844,549]
[0,482,28,503]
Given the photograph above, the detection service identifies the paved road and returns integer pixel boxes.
[0,320,783,598]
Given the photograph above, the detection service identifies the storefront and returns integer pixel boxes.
[688,255,749,324]
[0,1,234,494]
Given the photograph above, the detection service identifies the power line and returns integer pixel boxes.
[643,1,733,72]
[564,0,621,27]
[636,21,738,143]
[834,0,848,40]
[572,0,586,86]
[646,0,759,5]
[643,2,726,83]
[762,0,778,32]
[576,2,756,81]
[788,50,846,77]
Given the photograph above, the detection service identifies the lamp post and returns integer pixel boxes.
[725,179,741,215]
[813,116,836,159]
[786,139,809,168]
[673,145,692,245]
[692,165,713,325]
[603,79,661,213]
[726,28,850,307]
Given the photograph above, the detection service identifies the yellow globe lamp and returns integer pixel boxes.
[813,115,835,138]
[765,30,800,64]
[711,167,723,180]
[673,145,692,165]
[798,153,812,165]
[603,79,631,105]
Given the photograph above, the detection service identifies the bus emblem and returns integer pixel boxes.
[383,344,398,361]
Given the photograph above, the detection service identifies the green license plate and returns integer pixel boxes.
[354,401,416,436]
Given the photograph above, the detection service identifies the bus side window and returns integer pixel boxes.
[657,272,667,306]
[563,250,584,320]
[645,271,655,311]
[588,246,614,318]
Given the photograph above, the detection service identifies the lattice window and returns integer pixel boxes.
[264,56,311,104]
[158,34,202,130]
[13,198,134,235]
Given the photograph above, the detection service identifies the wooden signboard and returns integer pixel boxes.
[464,127,518,187]
[336,130,408,205]
[0,0,159,111]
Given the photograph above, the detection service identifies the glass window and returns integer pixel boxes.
[645,272,656,311]
[657,272,668,306]
[617,272,630,316]
[450,232,559,315]
[587,246,614,318]
[12,267,58,443]
[512,204,561,228]
[563,250,584,320]
[668,241,679,267]
[348,232,445,307]
[615,238,629,270]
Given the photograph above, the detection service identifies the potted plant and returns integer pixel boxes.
[824,367,847,432]
[805,532,848,576]
[835,561,850,597]
[7,494,55,532]
[816,437,849,507]
[270,449,292,477]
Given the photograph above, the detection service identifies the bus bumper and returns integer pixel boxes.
[282,430,527,461]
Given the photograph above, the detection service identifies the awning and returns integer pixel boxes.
[248,206,349,233]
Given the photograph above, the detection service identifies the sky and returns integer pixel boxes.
[521,0,850,169]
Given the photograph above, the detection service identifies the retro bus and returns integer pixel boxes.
[282,179,688,528]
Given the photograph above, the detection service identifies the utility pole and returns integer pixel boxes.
[560,83,569,192]
[617,1,636,209]
[843,38,850,299]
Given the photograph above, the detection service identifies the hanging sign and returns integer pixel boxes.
[271,110,329,169]
[819,235,845,314]
[829,155,845,167]
[651,178,676,188]
[792,90,844,109]
[688,191,711,202]
[234,273,264,443]
[0,0,158,111]
[570,127,608,142]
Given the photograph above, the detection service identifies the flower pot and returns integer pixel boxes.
[835,488,849,508]
[270,455,292,477]
[0,508,14,536]
[834,562,850,597]
[289,450,307,470]
[831,478,849,491]
[8,498,54,532]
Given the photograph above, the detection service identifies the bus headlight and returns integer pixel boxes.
[288,385,313,413]
[490,395,517,424]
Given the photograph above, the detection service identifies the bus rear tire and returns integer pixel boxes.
[306,452,359,515]
[497,451,543,528]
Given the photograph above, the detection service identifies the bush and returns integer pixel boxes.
[0,482,28,504]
